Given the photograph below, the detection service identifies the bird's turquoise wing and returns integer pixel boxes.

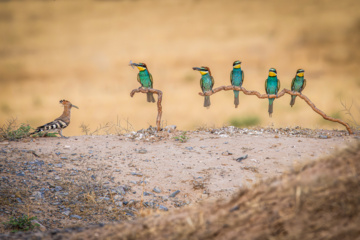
[277,79,281,92]
[211,76,215,89]
[149,73,154,88]
[301,79,306,92]
[265,79,268,93]
[200,78,204,92]
[137,73,141,84]
[291,77,295,91]
[230,70,233,85]
[242,70,244,84]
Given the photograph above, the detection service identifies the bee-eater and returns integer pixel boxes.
[31,99,79,138]
[193,66,214,108]
[230,60,244,108]
[265,68,280,117]
[129,62,155,103]
[290,69,306,107]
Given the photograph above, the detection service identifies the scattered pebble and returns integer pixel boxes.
[169,190,180,198]
[153,187,162,193]
[222,151,233,156]
[235,155,248,162]
[159,205,168,211]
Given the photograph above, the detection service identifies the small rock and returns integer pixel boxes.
[222,151,233,156]
[153,187,162,193]
[31,220,46,232]
[164,125,177,133]
[54,164,62,168]
[235,154,248,162]
[274,135,279,138]
[113,195,123,201]
[16,172,25,176]
[55,186,63,192]
[126,212,135,217]
[70,215,82,220]
[131,172,143,176]
[185,147,193,151]
[143,191,154,196]
[136,148,147,154]
[61,210,71,216]
[64,145,70,149]
[98,197,110,201]
[169,190,180,198]
[159,205,168,211]
[319,135,328,139]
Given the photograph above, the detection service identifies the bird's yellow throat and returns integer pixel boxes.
[297,73,304,77]
[234,64,241,69]
[269,72,277,77]
[137,66,146,71]
[200,71,208,75]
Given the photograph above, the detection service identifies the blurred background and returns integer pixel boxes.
[0,0,359,136]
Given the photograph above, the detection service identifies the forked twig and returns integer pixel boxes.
[130,88,163,131]
[198,85,353,134]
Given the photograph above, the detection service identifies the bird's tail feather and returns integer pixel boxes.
[268,98,274,117]
[204,96,211,108]
[290,96,296,107]
[147,93,155,103]
[234,90,239,108]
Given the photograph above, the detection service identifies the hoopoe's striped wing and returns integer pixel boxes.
[34,119,68,133]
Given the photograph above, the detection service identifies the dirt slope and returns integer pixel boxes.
[0,129,359,239]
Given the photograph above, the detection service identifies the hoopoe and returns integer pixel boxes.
[31,99,78,138]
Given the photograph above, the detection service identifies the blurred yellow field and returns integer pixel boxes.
[1,0,359,136]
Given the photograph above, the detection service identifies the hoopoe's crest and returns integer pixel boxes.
[31,99,78,138]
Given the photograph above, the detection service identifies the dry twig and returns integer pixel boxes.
[130,88,163,131]
[198,85,353,134]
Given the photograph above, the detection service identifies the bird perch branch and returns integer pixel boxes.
[130,88,163,131]
[198,85,353,134]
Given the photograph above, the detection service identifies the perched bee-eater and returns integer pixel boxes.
[290,69,306,107]
[129,62,155,103]
[230,60,244,108]
[193,66,214,108]
[265,68,280,117]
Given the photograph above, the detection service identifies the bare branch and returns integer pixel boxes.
[130,88,163,131]
[198,85,353,134]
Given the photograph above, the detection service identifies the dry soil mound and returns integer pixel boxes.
[4,141,360,240]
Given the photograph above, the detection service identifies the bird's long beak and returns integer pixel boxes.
[192,67,201,71]
[71,104,79,109]
[129,62,140,68]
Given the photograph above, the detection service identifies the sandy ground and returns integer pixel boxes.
[1,128,356,213]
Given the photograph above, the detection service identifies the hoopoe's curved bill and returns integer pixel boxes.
[72,104,79,109]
